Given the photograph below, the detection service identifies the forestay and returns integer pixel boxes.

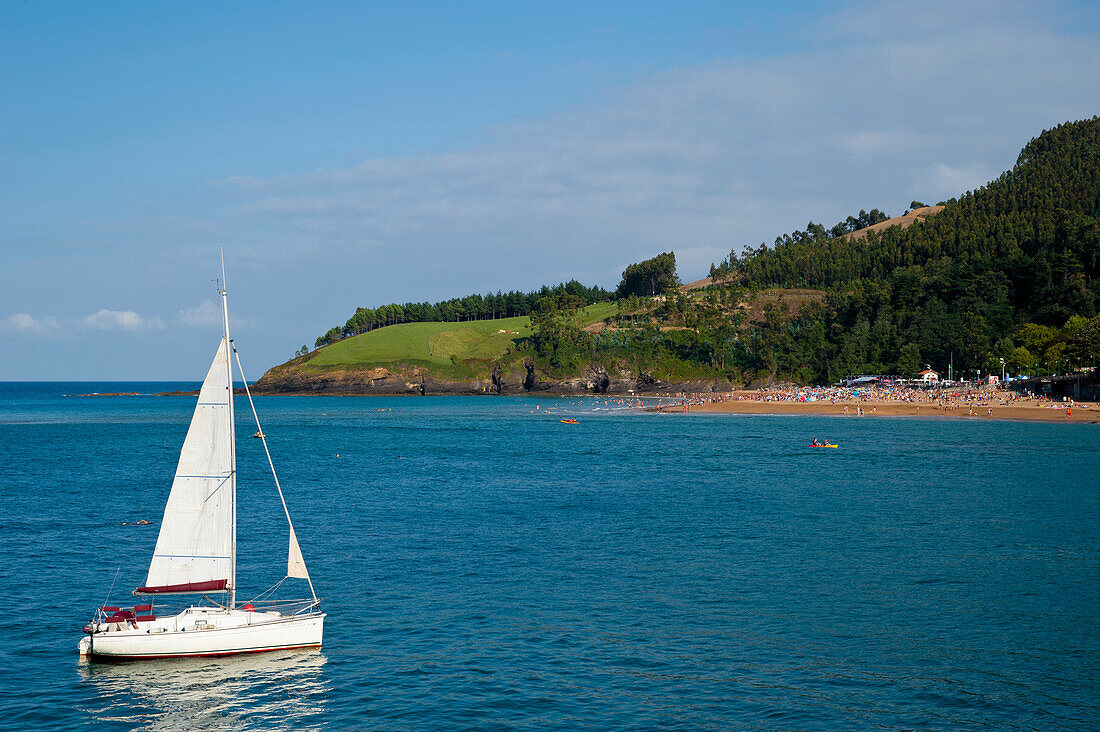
[140,338,235,593]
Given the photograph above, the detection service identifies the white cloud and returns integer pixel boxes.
[674,246,729,281]
[837,130,928,159]
[176,301,254,330]
[921,162,994,198]
[211,0,1100,282]
[2,313,59,333]
[220,176,266,190]
[80,309,165,331]
[2,305,247,338]
[177,300,219,328]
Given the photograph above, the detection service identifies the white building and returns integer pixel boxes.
[919,368,940,383]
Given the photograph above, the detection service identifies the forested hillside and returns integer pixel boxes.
[278,118,1099,391]
[514,118,1099,385]
[699,116,1100,381]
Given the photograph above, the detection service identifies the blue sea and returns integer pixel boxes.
[1,382,1097,730]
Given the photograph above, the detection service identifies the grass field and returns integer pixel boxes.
[306,303,617,368]
[580,300,618,323]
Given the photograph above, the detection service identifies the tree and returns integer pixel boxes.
[1013,323,1055,353]
[315,327,342,348]
[1044,342,1068,373]
[616,252,680,297]
[897,343,921,376]
[1064,314,1089,333]
[1065,315,1100,365]
[1007,346,1035,374]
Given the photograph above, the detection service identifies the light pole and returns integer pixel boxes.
[999,357,1006,383]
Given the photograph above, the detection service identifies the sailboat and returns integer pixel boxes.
[79,269,324,659]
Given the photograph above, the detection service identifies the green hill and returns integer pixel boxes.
[310,317,531,367]
[302,303,616,370]
[260,118,1099,393]
[312,280,612,349]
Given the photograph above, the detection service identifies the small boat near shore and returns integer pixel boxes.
[79,261,324,660]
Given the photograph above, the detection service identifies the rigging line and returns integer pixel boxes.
[200,594,228,610]
[100,567,121,614]
[201,473,233,504]
[246,576,287,604]
[232,345,318,603]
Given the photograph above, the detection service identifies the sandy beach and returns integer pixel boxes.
[654,390,1099,423]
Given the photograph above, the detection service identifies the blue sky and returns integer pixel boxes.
[2,0,1099,379]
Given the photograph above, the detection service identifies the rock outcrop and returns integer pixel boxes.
[251,362,735,396]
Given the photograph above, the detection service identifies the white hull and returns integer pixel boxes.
[79,607,324,660]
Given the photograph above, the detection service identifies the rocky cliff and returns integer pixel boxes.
[250,362,734,396]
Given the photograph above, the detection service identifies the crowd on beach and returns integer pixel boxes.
[653,383,1090,415]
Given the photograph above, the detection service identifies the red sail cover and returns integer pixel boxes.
[134,579,228,594]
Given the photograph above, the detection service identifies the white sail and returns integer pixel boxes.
[141,338,235,593]
[287,526,310,580]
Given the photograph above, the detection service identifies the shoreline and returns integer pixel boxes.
[655,397,1099,423]
[68,386,1099,423]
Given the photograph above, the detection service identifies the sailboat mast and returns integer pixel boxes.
[220,251,237,610]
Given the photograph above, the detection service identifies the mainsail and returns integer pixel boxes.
[138,338,235,594]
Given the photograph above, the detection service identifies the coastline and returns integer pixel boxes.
[655,394,1099,423]
[68,384,1098,423]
